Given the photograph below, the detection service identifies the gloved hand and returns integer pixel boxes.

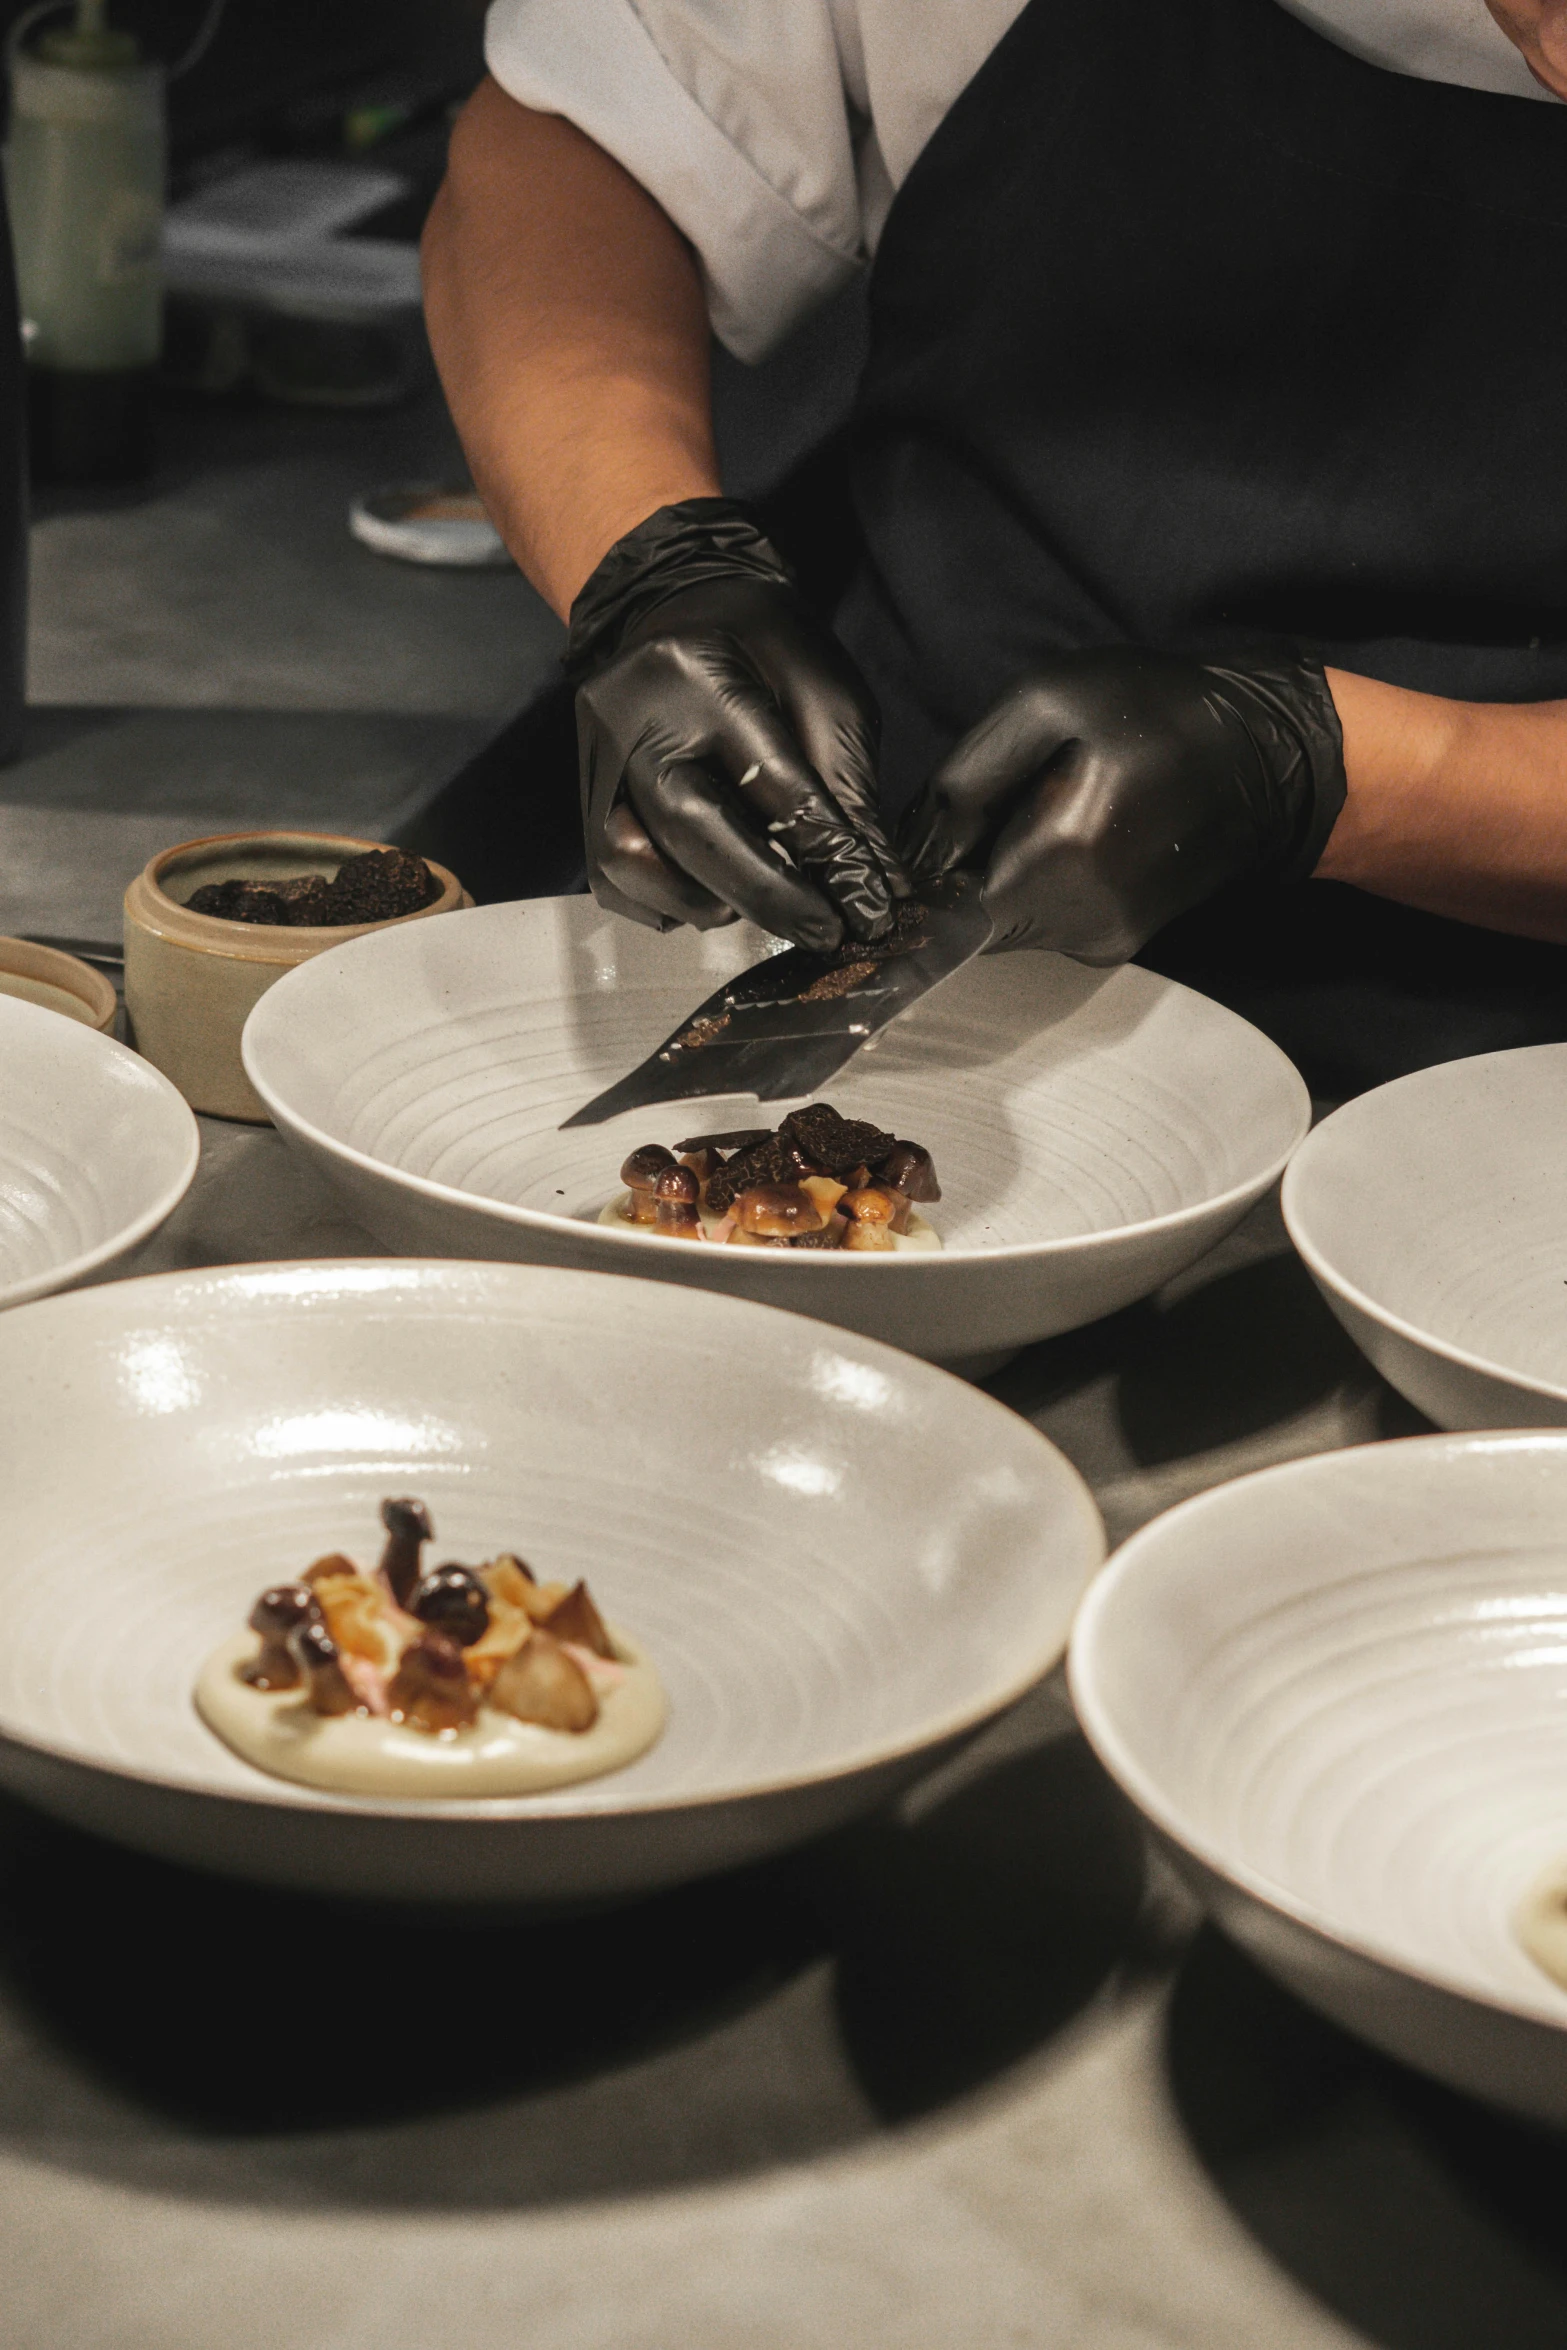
[899,646,1346,962]
[566,498,907,949]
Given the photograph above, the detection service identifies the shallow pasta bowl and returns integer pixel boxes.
[1070,1432,1567,2126]
[241,896,1309,1367]
[0,1257,1103,1903]
[0,992,198,1309]
[1282,1045,1567,1428]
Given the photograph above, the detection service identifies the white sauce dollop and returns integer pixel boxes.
[196,1627,666,1798]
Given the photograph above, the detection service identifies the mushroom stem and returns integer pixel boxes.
[654,1163,703,1238]
[386,1630,480,1732]
[379,1497,433,1607]
[621,1143,676,1224]
[289,1618,359,1715]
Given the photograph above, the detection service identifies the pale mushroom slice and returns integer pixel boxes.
[540,1578,615,1659]
[490,1629,599,1733]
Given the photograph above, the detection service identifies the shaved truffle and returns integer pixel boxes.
[778,1103,895,1179]
[327,848,435,924]
[185,849,437,929]
[673,1128,771,1155]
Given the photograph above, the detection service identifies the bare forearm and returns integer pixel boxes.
[422,77,720,618]
[1318,669,1567,941]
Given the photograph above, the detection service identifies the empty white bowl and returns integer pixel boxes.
[0,1257,1103,1903]
[1283,1045,1567,1428]
[0,993,199,1309]
[1070,1432,1567,2126]
[241,896,1309,1367]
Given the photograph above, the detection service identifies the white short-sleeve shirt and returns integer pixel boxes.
[484,0,1553,360]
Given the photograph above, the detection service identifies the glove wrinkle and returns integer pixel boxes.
[563,498,793,684]
[569,499,907,946]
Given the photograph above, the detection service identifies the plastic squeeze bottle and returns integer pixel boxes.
[6,0,165,480]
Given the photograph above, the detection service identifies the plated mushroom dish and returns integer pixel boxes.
[598,1101,942,1252]
[196,1498,665,1797]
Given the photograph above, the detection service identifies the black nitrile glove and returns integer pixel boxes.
[899,646,1347,962]
[566,498,907,949]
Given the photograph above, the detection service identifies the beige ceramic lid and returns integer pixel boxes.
[0,935,117,1031]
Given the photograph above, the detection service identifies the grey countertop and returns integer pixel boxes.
[9,362,1567,2349]
[9,1118,1567,2350]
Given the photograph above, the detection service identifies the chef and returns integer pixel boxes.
[414,0,1567,1087]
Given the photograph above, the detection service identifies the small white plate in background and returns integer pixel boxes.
[350,482,512,568]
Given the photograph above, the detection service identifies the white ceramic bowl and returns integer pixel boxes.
[0,1258,1103,1903]
[0,993,199,1309]
[1283,1045,1567,1429]
[1070,1432,1567,2126]
[241,896,1309,1367]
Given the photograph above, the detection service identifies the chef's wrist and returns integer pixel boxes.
[536,464,723,623]
[1312,668,1459,883]
[563,497,795,683]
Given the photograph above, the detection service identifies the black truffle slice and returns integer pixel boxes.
[673,1129,772,1155]
[703,1135,795,1214]
[186,878,293,924]
[322,848,437,925]
[269,874,337,925]
[778,1103,896,1179]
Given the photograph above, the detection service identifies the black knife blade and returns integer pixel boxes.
[560,875,991,1128]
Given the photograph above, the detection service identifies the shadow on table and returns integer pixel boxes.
[994,1244,1430,1477]
[0,1700,1144,2211]
[1111,1251,1431,1464]
[1167,1929,1567,2349]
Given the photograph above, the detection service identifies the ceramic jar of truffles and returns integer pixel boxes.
[123,829,468,1122]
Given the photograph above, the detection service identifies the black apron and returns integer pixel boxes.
[833,0,1567,1092]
